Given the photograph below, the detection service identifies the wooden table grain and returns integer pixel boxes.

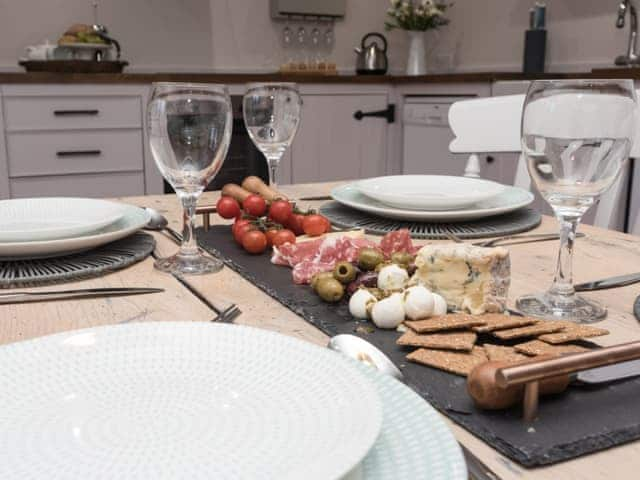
[2,181,639,479]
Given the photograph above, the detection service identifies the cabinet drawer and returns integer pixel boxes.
[4,96,142,131]
[10,172,145,199]
[7,130,144,177]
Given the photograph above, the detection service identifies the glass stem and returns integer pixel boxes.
[550,214,581,297]
[266,154,282,188]
[179,193,199,257]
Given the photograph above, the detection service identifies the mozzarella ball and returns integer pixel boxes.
[348,288,377,319]
[403,285,435,320]
[377,264,409,291]
[371,293,405,329]
[432,292,448,316]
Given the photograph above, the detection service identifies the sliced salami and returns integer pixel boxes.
[379,229,417,258]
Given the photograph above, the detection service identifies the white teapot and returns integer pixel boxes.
[24,40,56,60]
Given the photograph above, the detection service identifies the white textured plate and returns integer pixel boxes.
[356,175,506,210]
[332,183,534,221]
[0,198,125,242]
[0,323,382,480]
[350,361,467,480]
[0,204,149,259]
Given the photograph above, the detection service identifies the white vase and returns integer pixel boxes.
[406,31,427,76]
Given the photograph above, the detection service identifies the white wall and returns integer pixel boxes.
[0,0,213,71]
[208,0,630,74]
[429,0,627,73]
[0,0,631,73]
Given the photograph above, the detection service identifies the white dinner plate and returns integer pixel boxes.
[332,183,534,222]
[348,360,467,480]
[0,203,149,259]
[356,175,506,211]
[0,198,126,242]
[0,322,382,480]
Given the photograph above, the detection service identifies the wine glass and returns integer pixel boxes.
[517,79,636,323]
[243,83,302,188]
[147,82,232,275]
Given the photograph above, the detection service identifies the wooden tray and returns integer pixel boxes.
[19,60,128,73]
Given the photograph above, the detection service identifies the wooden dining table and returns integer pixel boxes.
[2,180,640,479]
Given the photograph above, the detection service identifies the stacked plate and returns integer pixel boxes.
[332,175,534,222]
[0,198,150,259]
[0,322,467,479]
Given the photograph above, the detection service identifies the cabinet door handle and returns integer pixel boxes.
[56,150,102,157]
[353,104,395,123]
[486,155,495,164]
[53,109,99,116]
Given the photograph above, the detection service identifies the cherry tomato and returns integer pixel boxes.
[242,230,268,254]
[243,194,267,217]
[268,200,293,225]
[302,214,327,236]
[232,218,250,237]
[265,228,280,247]
[216,196,241,219]
[272,229,297,247]
[286,213,306,236]
[233,222,255,245]
[319,215,331,233]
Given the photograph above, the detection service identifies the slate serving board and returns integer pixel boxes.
[198,226,640,467]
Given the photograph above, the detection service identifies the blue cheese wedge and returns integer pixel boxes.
[411,243,510,315]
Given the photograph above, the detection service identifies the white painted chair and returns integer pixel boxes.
[448,94,637,232]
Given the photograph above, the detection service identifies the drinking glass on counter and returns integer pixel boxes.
[147,82,232,275]
[243,83,302,188]
[517,79,637,323]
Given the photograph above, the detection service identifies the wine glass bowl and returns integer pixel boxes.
[243,83,302,188]
[148,82,232,275]
[517,79,637,322]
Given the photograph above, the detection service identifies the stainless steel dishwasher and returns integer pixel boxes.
[402,95,473,175]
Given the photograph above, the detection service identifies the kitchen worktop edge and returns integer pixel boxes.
[0,70,630,85]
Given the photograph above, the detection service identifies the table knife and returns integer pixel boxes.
[574,272,640,292]
[575,358,640,385]
[0,287,164,305]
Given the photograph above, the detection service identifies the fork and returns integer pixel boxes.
[445,231,585,247]
[150,251,241,323]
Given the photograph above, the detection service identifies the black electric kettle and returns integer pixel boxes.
[354,32,388,75]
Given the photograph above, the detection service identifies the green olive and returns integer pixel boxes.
[357,248,384,271]
[391,251,414,266]
[333,261,357,284]
[316,278,345,303]
[311,272,335,291]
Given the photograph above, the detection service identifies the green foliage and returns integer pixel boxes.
[385,0,451,32]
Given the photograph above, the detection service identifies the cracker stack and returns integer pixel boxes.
[400,313,608,377]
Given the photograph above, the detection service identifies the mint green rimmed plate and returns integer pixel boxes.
[332,183,534,222]
[346,359,467,480]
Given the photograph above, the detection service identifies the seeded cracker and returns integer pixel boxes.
[407,346,488,377]
[539,323,609,344]
[405,314,486,333]
[514,339,591,356]
[483,344,529,363]
[472,314,538,333]
[397,330,477,352]
[492,322,565,340]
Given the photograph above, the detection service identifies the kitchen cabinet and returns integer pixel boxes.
[290,89,390,183]
[0,84,161,200]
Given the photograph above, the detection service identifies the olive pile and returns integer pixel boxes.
[310,247,416,304]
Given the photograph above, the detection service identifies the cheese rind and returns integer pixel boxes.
[410,243,510,315]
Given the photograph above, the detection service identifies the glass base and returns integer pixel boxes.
[516,291,607,324]
[154,252,223,276]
